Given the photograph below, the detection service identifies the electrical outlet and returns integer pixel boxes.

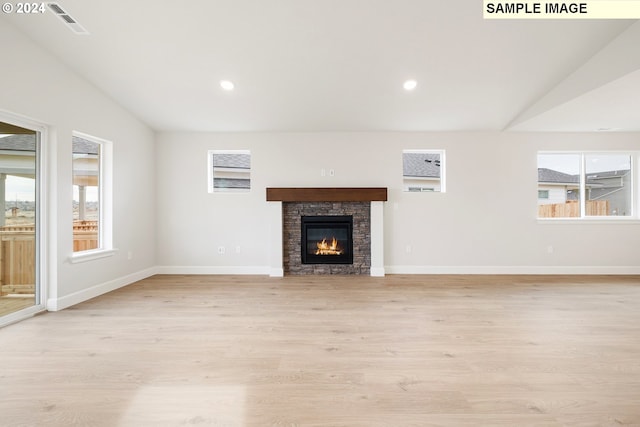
[329,169,335,177]
[217,246,226,254]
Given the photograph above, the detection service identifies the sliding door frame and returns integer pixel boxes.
[0,110,52,327]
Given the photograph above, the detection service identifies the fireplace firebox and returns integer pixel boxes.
[301,215,353,264]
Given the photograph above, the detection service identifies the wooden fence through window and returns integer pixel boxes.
[538,200,610,218]
[0,221,98,296]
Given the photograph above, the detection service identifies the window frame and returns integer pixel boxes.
[537,150,638,222]
[69,131,115,263]
[402,149,446,193]
[207,149,251,193]
[0,109,49,324]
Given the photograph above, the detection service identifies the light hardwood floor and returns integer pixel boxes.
[1,274,640,426]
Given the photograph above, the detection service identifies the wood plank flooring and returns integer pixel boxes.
[1,274,640,426]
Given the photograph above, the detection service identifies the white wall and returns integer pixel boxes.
[1,22,156,309]
[156,131,640,274]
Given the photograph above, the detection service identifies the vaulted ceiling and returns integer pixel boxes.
[3,1,639,132]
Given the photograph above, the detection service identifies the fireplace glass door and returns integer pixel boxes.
[301,215,353,264]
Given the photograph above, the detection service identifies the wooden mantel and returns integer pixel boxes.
[266,187,387,202]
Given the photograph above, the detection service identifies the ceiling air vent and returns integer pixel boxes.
[60,14,76,24]
[47,2,89,35]
[48,3,64,14]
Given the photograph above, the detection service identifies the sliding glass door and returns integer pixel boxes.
[0,119,41,324]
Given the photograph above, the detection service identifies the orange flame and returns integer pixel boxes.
[315,237,343,255]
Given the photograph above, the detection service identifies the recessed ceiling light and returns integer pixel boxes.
[403,80,417,91]
[220,80,235,91]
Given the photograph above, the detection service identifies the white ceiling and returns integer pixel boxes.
[3,1,639,132]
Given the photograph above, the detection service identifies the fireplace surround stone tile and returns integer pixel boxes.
[283,202,370,275]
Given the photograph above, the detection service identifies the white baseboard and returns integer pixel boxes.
[155,266,271,275]
[269,268,284,277]
[385,265,640,275]
[370,267,386,277]
[46,267,158,312]
[156,264,640,276]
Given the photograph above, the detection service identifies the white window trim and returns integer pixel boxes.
[538,218,640,224]
[207,149,251,193]
[402,149,446,193]
[537,150,638,222]
[69,131,114,261]
[69,248,118,264]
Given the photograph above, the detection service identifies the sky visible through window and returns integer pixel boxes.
[538,154,631,175]
[6,175,35,202]
[72,185,98,202]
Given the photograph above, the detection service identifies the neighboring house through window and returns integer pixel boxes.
[208,150,251,193]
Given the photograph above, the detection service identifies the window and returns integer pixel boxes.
[537,152,634,219]
[208,150,251,193]
[72,132,112,256]
[403,150,445,192]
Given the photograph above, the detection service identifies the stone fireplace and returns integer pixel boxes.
[286,203,367,274]
[266,188,387,277]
